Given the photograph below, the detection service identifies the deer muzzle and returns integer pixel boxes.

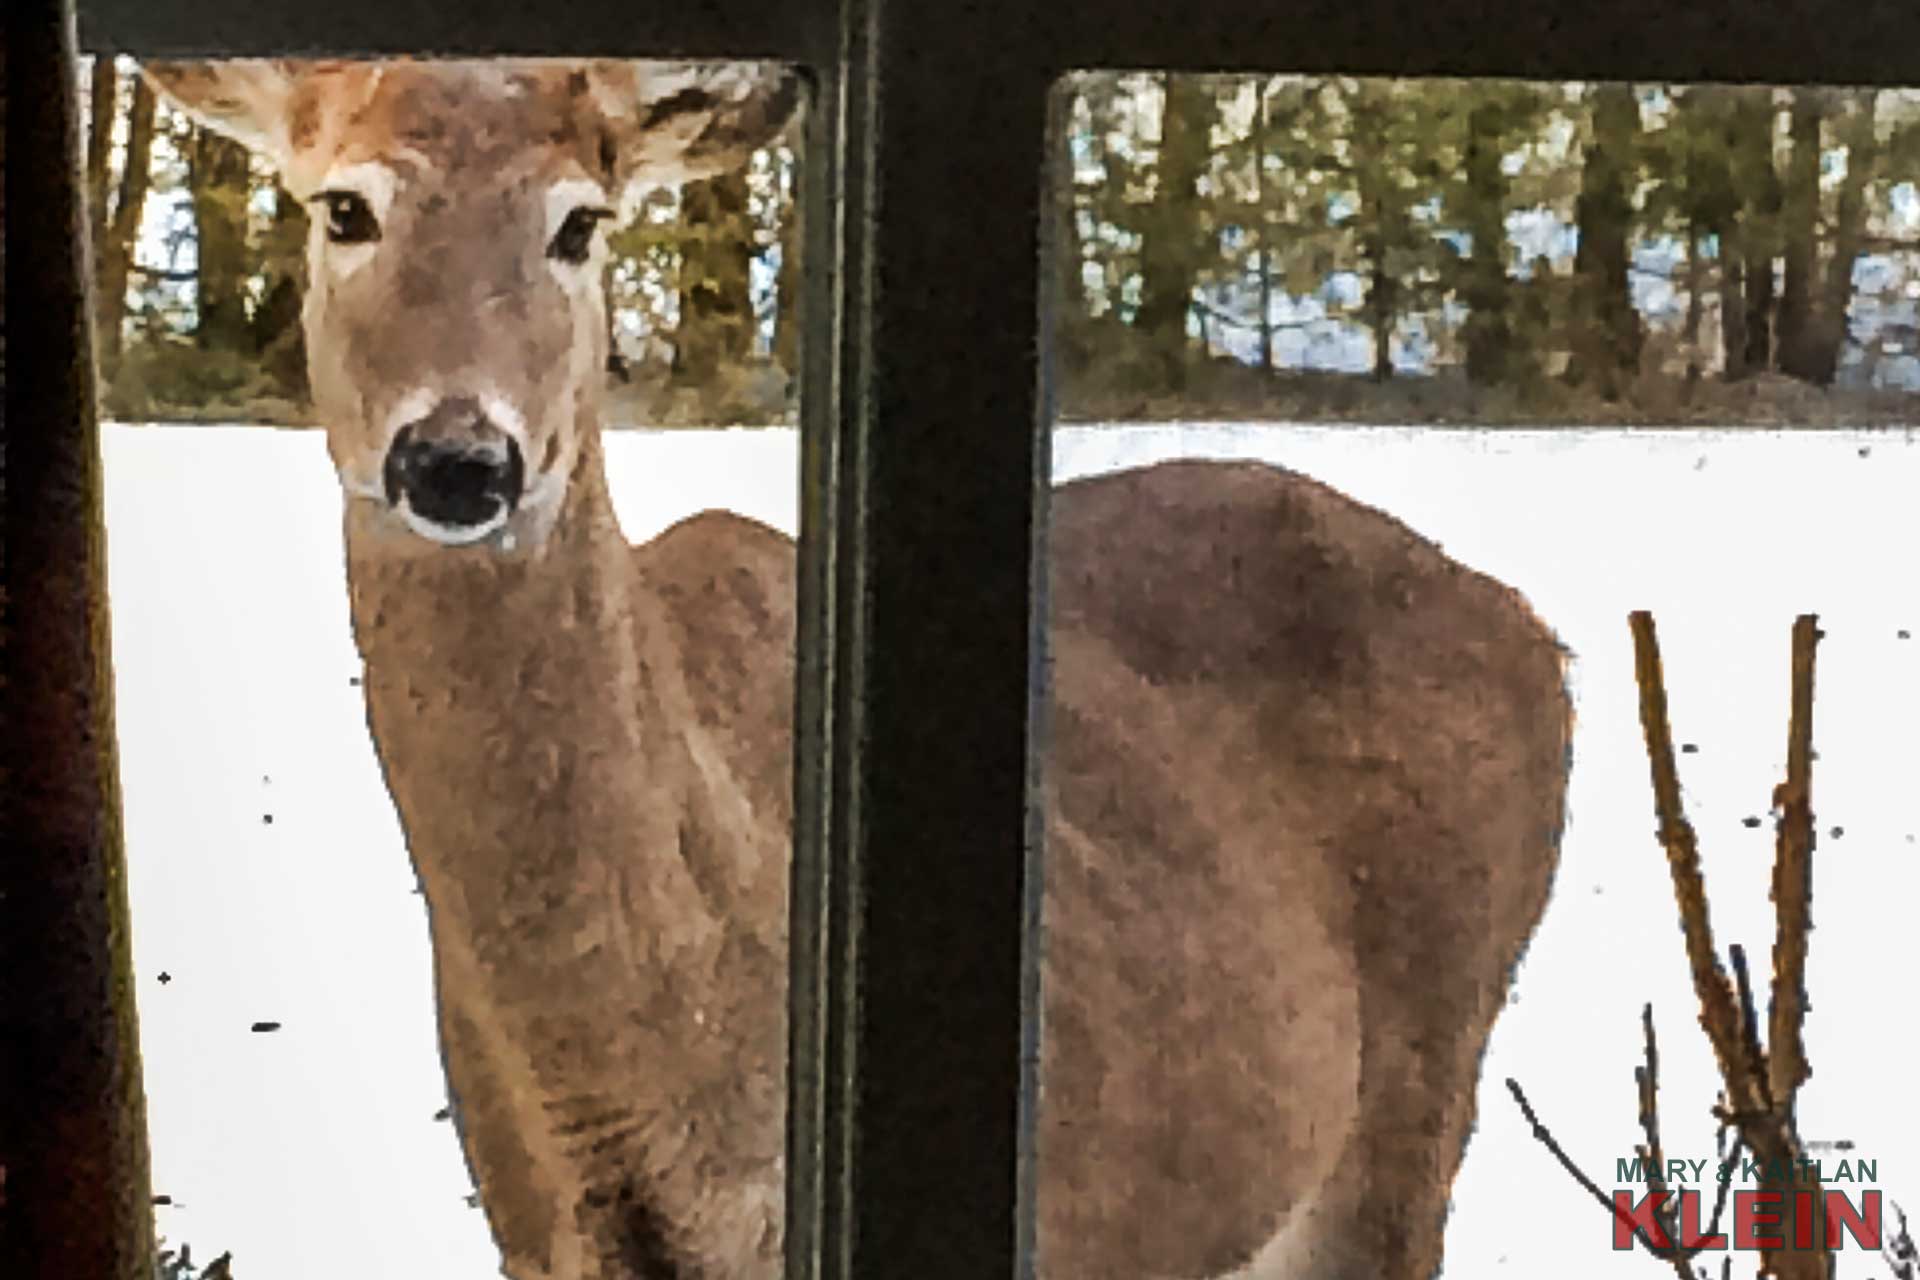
[382,399,527,543]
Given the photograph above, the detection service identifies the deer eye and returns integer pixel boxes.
[311,190,381,245]
[549,206,613,265]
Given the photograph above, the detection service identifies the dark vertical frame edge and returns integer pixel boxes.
[829,8,1051,1271]
[787,26,858,1280]
[1016,76,1077,1280]
[4,0,160,1276]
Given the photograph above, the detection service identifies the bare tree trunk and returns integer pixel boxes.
[773,151,802,387]
[1719,242,1748,380]
[1743,233,1777,376]
[1681,86,1746,381]
[1053,118,1090,380]
[1365,201,1394,383]
[1683,217,1705,384]
[94,74,156,362]
[1776,89,1824,380]
[1735,88,1782,375]
[1809,91,1878,387]
[1565,84,1641,399]
[86,58,118,266]
[1253,80,1274,374]
[674,170,756,387]
[1136,73,1215,392]
[1461,97,1517,388]
[251,184,310,399]
[1056,74,1125,381]
[188,126,256,353]
[1340,81,1427,385]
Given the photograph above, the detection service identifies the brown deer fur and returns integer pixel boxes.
[143,57,1570,1280]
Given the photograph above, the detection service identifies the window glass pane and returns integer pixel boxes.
[85,54,806,1277]
[1037,71,1918,1277]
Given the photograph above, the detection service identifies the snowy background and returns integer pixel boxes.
[104,421,1918,1277]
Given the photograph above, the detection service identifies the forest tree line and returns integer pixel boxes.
[81,61,1920,425]
[1059,74,1920,420]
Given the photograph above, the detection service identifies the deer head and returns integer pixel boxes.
[143,59,799,553]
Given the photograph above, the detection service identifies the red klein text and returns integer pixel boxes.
[1612,1189,1882,1252]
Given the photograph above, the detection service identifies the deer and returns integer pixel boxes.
[140,58,1572,1280]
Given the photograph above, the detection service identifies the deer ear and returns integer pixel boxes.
[141,60,306,166]
[581,61,802,211]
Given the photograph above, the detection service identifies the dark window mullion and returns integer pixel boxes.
[799,2,1055,1275]
[787,39,849,1280]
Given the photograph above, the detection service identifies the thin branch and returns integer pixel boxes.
[1728,943,1772,1103]
[1885,1201,1916,1280]
[1698,1119,1745,1250]
[1634,1005,1696,1278]
[1637,1007,1745,1271]
[1506,1078,1690,1263]
[128,265,200,283]
[1628,611,1768,1118]
[1851,233,1920,255]
[1768,614,1820,1109]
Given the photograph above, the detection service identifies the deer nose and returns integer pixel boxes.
[382,420,525,532]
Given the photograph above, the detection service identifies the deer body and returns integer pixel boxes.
[345,446,795,1274]
[146,59,1571,1280]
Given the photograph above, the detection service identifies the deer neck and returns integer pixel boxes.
[341,422,722,1002]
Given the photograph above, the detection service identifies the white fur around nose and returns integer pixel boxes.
[374,386,543,549]
[398,503,512,547]
[475,387,529,453]
[384,387,443,452]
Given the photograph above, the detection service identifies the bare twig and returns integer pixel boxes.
[1885,1201,1916,1280]
[128,264,200,283]
[1701,1126,1743,1251]
[1634,1006,1696,1276]
[1636,1006,1746,1271]
[1728,944,1771,1105]
[1629,612,1767,1119]
[1506,1077,1692,1263]
[1630,612,1833,1280]
[1768,615,1820,1110]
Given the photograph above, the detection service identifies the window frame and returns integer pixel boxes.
[14,0,1920,1276]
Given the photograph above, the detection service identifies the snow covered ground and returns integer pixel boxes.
[103,421,1919,1278]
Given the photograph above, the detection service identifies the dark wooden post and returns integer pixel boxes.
[4,1,159,1275]
[792,2,1055,1274]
